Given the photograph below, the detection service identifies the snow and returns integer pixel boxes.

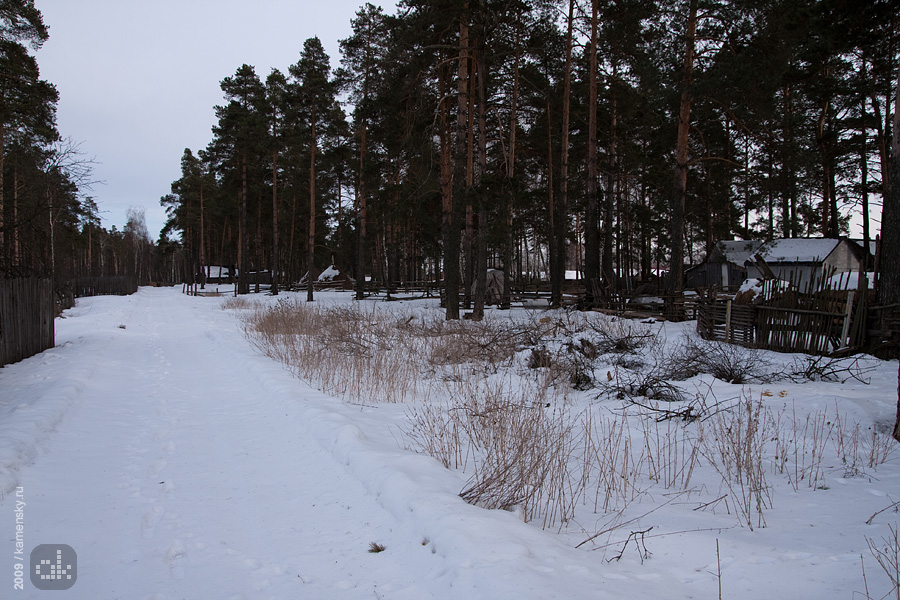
[756,238,841,263]
[824,271,876,291]
[738,278,763,294]
[1,286,898,599]
[318,265,342,282]
[715,240,764,266]
[201,266,231,279]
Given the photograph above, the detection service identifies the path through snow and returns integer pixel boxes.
[0,288,614,599]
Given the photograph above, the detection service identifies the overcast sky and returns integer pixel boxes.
[35,0,398,238]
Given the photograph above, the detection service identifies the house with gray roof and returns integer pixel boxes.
[744,238,865,291]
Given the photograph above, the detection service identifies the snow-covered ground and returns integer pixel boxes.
[0,286,898,599]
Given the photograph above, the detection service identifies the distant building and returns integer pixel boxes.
[685,240,763,290]
[745,238,865,291]
[687,238,868,292]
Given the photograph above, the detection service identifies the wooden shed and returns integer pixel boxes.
[685,240,763,290]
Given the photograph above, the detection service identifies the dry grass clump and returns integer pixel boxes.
[242,298,429,403]
[238,297,895,533]
[222,295,257,310]
[699,394,773,530]
[407,374,581,529]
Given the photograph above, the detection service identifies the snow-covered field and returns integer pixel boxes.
[1,286,898,599]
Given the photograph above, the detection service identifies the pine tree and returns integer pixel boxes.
[210,64,267,295]
[0,0,56,272]
[289,37,346,302]
[340,3,391,300]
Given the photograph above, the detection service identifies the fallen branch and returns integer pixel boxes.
[608,527,653,563]
[866,498,900,525]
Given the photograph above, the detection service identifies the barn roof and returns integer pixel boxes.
[714,240,764,265]
[754,238,841,263]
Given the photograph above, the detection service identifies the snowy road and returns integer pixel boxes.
[0,288,611,599]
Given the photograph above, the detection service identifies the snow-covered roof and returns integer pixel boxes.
[317,265,342,282]
[714,240,763,265]
[754,238,841,263]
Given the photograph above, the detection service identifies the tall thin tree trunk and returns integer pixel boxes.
[463,54,476,310]
[256,193,262,294]
[199,176,206,288]
[271,150,279,295]
[501,14,521,310]
[604,62,618,296]
[238,156,248,295]
[307,118,317,303]
[440,61,459,319]
[547,97,556,303]
[782,85,795,238]
[882,56,899,440]
[357,119,368,300]
[553,0,575,309]
[447,5,471,320]
[667,0,697,318]
[584,0,600,306]
[473,40,488,320]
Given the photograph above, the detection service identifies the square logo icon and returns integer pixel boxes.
[30,544,77,590]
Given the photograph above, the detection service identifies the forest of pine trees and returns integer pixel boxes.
[0,1,158,284]
[1,1,897,316]
[158,0,899,316]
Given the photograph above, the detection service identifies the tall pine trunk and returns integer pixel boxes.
[357,119,368,300]
[584,0,600,306]
[604,63,618,296]
[667,0,697,318]
[883,58,900,440]
[445,6,471,320]
[473,41,488,320]
[271,150,279,295]
[307,117,317,303]
[238,155,248,295]
[553,0,575,309]
[501,14,521,311]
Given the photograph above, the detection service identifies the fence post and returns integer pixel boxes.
[840,290,855,349]
[724,299,733,343]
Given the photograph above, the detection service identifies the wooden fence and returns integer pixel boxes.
[69,276,138,298]
[0,278,54,367]
[696,290,872,355]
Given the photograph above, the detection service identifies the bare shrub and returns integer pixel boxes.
[785,355,875,384]
[413,317,540,372]
[865,524,900,600]
[585,317,658,355]
[581,410,644,513]
[699,394,773,530]
[832,411,898,476]
[772,404,832,490]
[527,346,554,369]
[458,395,581,530]
[406,399,464,469]
[639,411,701,490]
[666,337,772,384]
[597,365,689,403]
